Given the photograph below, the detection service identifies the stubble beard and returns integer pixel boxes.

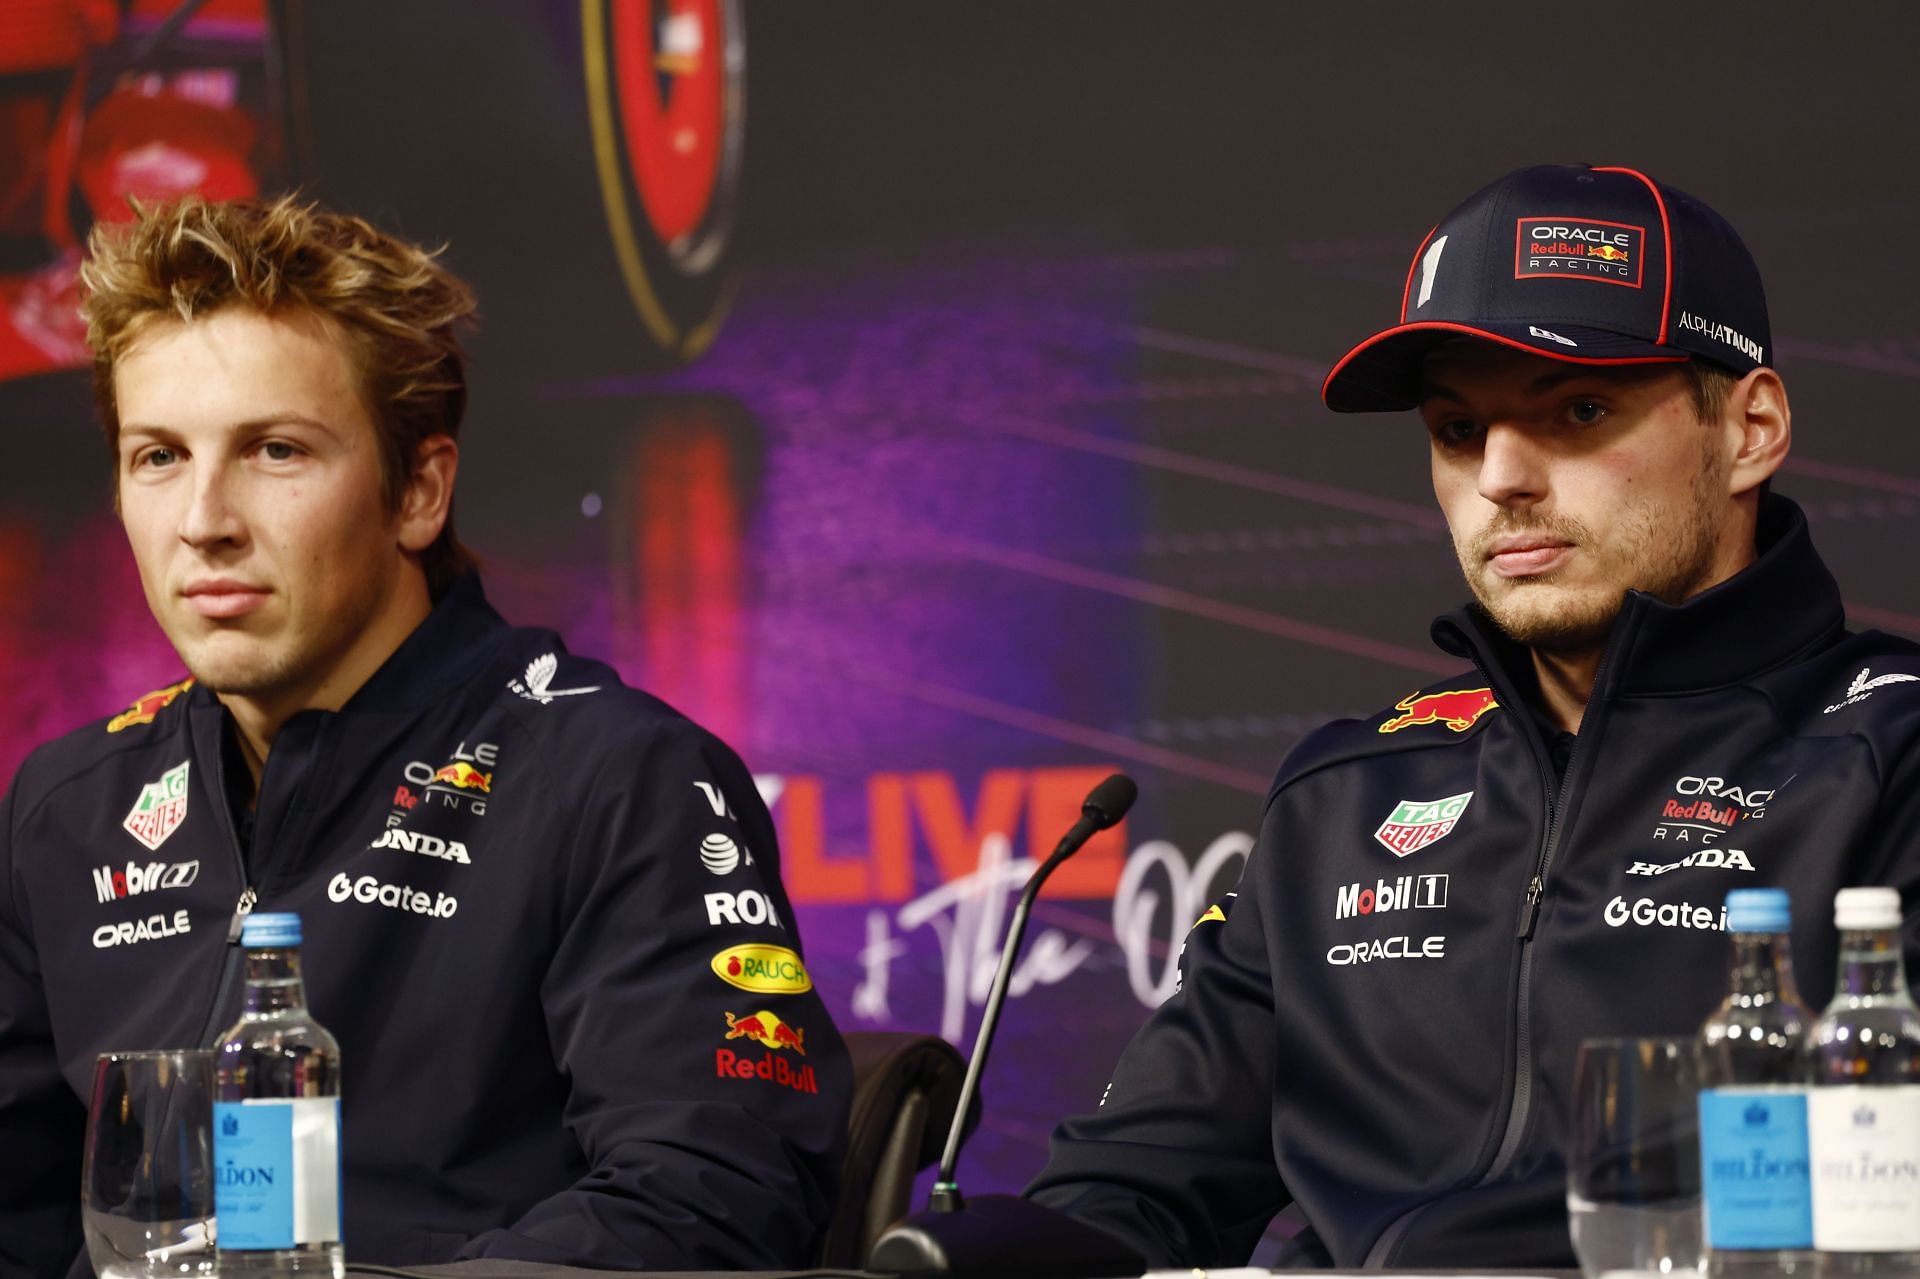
[1455,436,1730,653]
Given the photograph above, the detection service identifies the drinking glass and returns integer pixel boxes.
[82,1050,217,1279]
[1567,1036,1705,1279]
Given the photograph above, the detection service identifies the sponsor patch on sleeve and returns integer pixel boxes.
[711,943,811,994]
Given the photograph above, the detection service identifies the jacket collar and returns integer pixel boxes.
[1432,494,1845,698]
[185,573,510,721]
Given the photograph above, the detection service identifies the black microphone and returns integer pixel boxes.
[866,773,1147,1279]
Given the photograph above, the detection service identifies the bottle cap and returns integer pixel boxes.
[239,912,302,948]
[1724,888,1791,933]
[1833,887,1900,932]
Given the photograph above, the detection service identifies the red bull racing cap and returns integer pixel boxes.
[1322,163,1772,413]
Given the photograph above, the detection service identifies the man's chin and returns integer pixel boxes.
[169,639,289,699]
[1473,580,1621,651]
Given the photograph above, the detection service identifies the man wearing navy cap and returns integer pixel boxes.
[1029,165,1920,1266]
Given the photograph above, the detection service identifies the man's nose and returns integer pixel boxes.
[180,465,246,547]
[1475,422,1547,508]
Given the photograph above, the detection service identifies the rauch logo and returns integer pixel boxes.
[710,943,811,994]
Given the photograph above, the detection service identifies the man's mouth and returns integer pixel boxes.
[182,579,271,619]
[1485,537,1574,578]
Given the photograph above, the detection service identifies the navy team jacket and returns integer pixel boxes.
[1030,495,1920,1267]
[0,576,848,1276]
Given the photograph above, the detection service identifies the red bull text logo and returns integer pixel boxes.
[715,1047,819,1094]
[430,762,492,792]
[1378,688,1499,734]
[107,678,193,733]
[724,1009,806,1054]
[1662,798,1739,828]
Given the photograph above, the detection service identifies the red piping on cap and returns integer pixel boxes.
[1321,320,1690,408]
[1398,224,1440,322]
[1594,166,1673,341]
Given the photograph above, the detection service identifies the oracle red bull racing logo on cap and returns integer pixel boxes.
[1373,791,1474,858]
[1515,217,1645,287]
[1378,687,1499,734]
[711,943,812,994]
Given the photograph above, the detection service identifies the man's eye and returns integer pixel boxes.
[1568,401,1607,425]
[260,441,298,461]
[136,447,178,469]
[1431,419,1480,447]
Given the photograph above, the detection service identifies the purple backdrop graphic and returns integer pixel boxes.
[7,0,1920,1250]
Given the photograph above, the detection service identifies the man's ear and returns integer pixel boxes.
[1725,367,1790,497]
[397,434,459,552]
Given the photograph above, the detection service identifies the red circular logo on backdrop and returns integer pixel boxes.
[610,0,725,249]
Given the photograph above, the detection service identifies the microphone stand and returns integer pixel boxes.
[927,821,1084,1212]
[867,775,1147,1278]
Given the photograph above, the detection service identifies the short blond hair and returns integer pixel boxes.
[1684,358,1740,425]
[81,194,479,595]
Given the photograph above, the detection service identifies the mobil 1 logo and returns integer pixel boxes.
[1334,873,1448,920]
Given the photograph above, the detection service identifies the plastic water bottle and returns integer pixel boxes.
[1696,887,1815,1276]
[212,913,345,1278]
[1806,887,1920,1275]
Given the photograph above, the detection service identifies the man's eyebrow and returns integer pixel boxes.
[1525,366,1665,395]
[1420,365,1673,405]
[119,413,337,439]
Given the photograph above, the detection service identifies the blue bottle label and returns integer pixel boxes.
[1698,1087,1813,1249]
[213,1098,342,1249]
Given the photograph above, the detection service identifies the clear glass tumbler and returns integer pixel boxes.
[82,1049,217,1279]
[1568,1035,1706,1279]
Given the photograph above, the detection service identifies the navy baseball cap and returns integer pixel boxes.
[1323,164,1771,413]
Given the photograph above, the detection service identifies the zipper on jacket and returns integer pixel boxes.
[1365,604,1640,1265]
[195,887,257,1047]
[194,708,263,1048]
[224,886,258,942]
[1518,874,1545,938]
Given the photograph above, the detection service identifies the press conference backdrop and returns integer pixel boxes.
[6,0,1920,1224]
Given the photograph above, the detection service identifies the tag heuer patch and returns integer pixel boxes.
[1374,791,1473,858]
[123,760,191,852]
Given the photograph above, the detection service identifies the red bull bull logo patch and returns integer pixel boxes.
[107,678,194,733]
[430,761,492,792]
[711,943,812,994]
[724,1009,807,1054]
[1373,791,1474,858]
[1378,687,1499,734]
